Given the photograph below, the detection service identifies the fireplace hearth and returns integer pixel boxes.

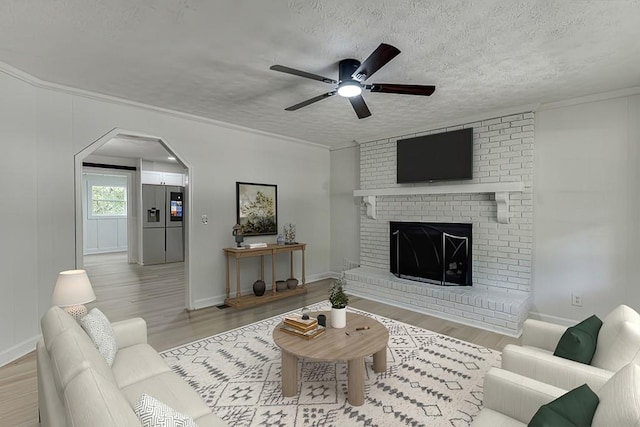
[390,222,472,286]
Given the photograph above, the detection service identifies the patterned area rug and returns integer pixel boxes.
[160,301,500,427]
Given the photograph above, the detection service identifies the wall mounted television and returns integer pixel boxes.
[397,127,473,183]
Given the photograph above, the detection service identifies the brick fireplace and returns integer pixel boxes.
[346,112,535,336]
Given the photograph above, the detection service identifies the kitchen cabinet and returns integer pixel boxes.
[141,171,184,186]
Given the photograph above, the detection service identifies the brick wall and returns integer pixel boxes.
[359,112,534,294]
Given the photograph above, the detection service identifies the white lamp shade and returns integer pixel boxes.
[52,269,96,307]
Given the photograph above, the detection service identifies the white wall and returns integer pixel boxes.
[0,71,39,364]
[0,67,331,365]
[533,93,640,323]
[330,145,360,273]
[69,97,331,308]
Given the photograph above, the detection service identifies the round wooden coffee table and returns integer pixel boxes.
[272,311,389,406]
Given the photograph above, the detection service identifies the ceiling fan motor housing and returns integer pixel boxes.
[339,58,361,82]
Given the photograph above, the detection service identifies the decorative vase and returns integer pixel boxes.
[287,278,299,289]
[252,280,266,296]
[276,234,285,245]
[317,314,326,327]
[276,280,287,292]
[284,224,296,244]
[331,307,347,329]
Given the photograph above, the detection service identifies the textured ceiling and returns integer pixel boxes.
[85,137,180,164]
[1,0,639,148]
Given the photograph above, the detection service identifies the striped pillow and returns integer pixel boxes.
[135,394,198,427]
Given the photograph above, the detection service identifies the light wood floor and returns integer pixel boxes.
[0,252,521,426]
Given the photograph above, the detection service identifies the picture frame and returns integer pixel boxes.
[236,182,278,236]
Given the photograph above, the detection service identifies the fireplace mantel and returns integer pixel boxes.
[353,182,525,223]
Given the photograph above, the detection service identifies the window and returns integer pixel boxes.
[91,185,127,216]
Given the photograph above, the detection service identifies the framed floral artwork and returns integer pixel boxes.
[236,182,277,236]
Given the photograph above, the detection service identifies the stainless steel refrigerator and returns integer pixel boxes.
[142,184,184,265]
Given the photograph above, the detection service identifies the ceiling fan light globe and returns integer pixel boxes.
[337,81,362,98]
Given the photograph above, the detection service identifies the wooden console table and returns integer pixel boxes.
[223,243,307,309]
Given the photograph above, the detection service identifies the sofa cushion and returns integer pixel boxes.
[64,367,140,427]
[111,344,173,388]
[80,307,118,366]
[591,305,640,371]
[36,338,68,427]
[553,315,602,364]
[501,344,612,392]
[592,363,640,427]
[528,384,599,427]
[49,327,117,396]
[41,306,84,352]
[121,371,213,421]
[474,408,526,426]
[135,393,197,427]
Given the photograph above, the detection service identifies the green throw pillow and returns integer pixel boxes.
[528,384,599,427]
[553,315,603,364]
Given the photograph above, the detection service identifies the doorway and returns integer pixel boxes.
[74,129,192,310]
[82,169,132,257]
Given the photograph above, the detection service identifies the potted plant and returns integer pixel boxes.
[329,276,349,328]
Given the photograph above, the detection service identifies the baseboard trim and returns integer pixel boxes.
[307,272,337,282]
[526,311,575,326]
[0,335,39,368]
[191,272,336,310]
[191,295,227,310]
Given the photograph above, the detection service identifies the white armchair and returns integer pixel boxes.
[473,363,640,426]
[501,304,640,390]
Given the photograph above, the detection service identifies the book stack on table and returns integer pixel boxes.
[279,315,325,340]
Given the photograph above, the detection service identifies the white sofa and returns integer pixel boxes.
[473,363,640,426]
[37,306,227,426]
[501,304,640,391]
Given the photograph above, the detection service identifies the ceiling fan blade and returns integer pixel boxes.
[348,95,372,119]
[352,43,401,81]
[368,83,436,96]
[284,92,336,111]
[270,65,337,84]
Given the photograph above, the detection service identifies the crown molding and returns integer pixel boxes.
[355,104,539,145]
[0,61,331,151]
[538,86,640,111]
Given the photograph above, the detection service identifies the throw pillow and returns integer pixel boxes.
[553,315,603,364]
[528,383,599,427]
[79,307,117,366]
[135,394,198,427]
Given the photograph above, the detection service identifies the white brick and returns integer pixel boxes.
[358,112,533,311]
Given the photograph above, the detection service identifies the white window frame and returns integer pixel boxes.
[86,176,128,220]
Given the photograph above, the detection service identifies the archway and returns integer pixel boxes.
[74,128,192,309]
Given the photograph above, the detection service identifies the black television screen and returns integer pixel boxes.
[397,128,473,183]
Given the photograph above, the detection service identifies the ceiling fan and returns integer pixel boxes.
[270,43,436,119]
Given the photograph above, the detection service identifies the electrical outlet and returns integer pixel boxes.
[201,214,208,224]
[571,294,583,307]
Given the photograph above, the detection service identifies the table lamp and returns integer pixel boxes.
[52,269,96,320]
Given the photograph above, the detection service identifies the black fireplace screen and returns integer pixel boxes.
[390,222,472,286]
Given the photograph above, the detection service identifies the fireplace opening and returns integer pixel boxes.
[390,222,472,286]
